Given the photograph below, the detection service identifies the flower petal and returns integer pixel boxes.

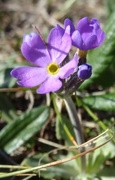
[48,27,71,64]
[77,17,89,32]
[21,34,51,67]
[85,35,97,49]
[77,17,94,41]
[59,54,78,79]
[56,24,65,36]
[47,27,63,60]
[37,77,62,94]
[72,30,83,49]
[56,26,72,64]
[64,18,75,36]
[98,31,106,45]
[94,25,106,46]
[11,66,48,87]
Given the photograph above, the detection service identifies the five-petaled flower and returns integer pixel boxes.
[11,26,78,94]
[59,17,106,50]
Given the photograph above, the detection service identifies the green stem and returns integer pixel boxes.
[64,96,86,172]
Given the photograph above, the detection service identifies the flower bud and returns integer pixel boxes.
[77,64,92,79]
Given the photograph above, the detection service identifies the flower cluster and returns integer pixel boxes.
[11,17,106,95]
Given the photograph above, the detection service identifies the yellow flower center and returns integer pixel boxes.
[47,63,60,75]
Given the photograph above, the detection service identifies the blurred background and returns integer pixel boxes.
[0,0,106,62]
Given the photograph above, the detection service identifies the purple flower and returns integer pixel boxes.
[63,17,106,50]
[77,64,92,79]
[11,26,78,94]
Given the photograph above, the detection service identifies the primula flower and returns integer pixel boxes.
[60,17,106,50]
[11,26,78,94]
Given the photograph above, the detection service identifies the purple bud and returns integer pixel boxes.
[77,64,92,79]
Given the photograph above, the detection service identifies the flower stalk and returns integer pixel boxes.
[64,95,86,172]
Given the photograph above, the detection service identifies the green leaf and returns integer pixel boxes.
[0,93,17,122]
[0,68,16,88]
[0,106,50,154]
[104,0,115,17]
[80,12,115,89]
[87,138,115,174]
[82,93,115,111]
[0,55,30,88]
[98,166,115,178]
[87,152,106,174]
[22,152,77,179]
